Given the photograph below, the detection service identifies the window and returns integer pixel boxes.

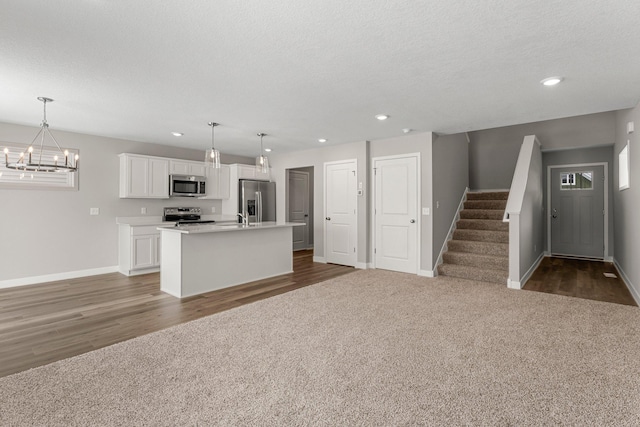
[0,143,79,190]
[619,142,630,191]
[560,171,593,190]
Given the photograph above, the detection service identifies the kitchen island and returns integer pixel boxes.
[158,222,301,298]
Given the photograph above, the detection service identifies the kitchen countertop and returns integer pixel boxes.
[158,221,303,234]
[116,214,236,226]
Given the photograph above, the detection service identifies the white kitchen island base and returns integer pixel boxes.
[160,223,295,298]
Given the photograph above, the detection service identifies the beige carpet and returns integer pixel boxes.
[1,270,640,426]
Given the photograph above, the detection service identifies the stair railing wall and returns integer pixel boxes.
[504,135,545,289]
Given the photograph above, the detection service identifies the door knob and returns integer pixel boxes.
[304,214,309,217]
[410,219,415,223]
[326,217,331,220]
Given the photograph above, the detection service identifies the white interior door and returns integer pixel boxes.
[288,170,310,251]
[374,155,418,274]
[325,160,357,266]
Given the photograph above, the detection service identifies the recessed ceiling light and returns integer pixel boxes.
[318,138,327,143]
[375,114,389,121]
[402,128,412,134]
[264,148,272,152]
[541,76,563,86]
[171,132,184,137]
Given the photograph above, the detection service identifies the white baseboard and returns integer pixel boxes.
[0,266,120,289]
[367,262,374,269]
[508,252,545,290]
[614,260,640,306]
[312,256,326,264]
[119,267,160,277]
[418,269,436,278]
[507,279,521,289]
[355,262,367,270]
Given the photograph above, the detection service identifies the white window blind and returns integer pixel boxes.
[0,142,79,190]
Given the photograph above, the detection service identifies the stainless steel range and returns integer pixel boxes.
[163,207,216,226]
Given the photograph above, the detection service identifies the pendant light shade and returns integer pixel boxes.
[205,122,221,168]
[256,132,269,174]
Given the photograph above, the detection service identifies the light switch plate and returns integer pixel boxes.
[141,207,147,214]
[211,207,216,213]
[422,207,429,215]
[627,121,634,134]
[90,208,99,215]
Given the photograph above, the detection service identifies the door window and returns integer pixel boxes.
[560,171,593,190]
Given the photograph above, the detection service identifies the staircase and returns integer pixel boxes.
[437,191,509,284]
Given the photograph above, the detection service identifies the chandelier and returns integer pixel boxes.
[255,132,269,173]
[3,97,78,172]
[205,122,221,168]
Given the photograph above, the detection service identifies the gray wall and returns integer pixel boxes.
[518,142,544,280]
[432,133,469,266]
[542,145,614,257]
[469,112,616,190]
[0,122,252,283]
[614,103,640,300]
[269,141,369,266]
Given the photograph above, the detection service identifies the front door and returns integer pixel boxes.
[374,155,418,274]
[288,170,310,251]
[325,160,357,267]
[550,165,605,259]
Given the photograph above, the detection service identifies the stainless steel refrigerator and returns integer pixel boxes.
[238,179,276,224]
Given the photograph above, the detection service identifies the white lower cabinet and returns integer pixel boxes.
[119,225,163,275]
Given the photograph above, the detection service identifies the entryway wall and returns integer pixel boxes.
[542,145,614,259]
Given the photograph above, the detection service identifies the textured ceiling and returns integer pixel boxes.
[1,0,640,156]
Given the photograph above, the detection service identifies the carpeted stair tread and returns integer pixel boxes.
[466,191,509,201]
[457,219,508,232]
[437,263,507,285]
[443,251,508,272]
[453,228,508,243]
[459,209,504,220]
[464,200,507,210]
[447,240,509,257]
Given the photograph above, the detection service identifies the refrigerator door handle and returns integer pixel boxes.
[256,191,262,223]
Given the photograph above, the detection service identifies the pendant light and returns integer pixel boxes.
[3,97,78,172]
[205,122,221,168]
[256,132,269,174]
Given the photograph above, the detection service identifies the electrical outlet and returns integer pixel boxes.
[436,201,440,209]
[422,207,430,215]
[90,208,99,215]
[141,207,147,214]
[211,207,216,213]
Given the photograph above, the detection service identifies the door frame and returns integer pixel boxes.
[286,168,312,251]
[546,162,609,260]
[323,159,358,266]
[371,153,421,273]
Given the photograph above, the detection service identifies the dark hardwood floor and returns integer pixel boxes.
[523,256,637,306]
[0,250,354,378]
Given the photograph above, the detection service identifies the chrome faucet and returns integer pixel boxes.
[237,212,248,225]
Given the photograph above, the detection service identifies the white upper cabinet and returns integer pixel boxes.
[200,164,231,199]
[119,154,169,199]
[169,160,206,177]
[236,164,271,181]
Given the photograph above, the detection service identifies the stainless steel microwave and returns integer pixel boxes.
[170,175,206,197]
